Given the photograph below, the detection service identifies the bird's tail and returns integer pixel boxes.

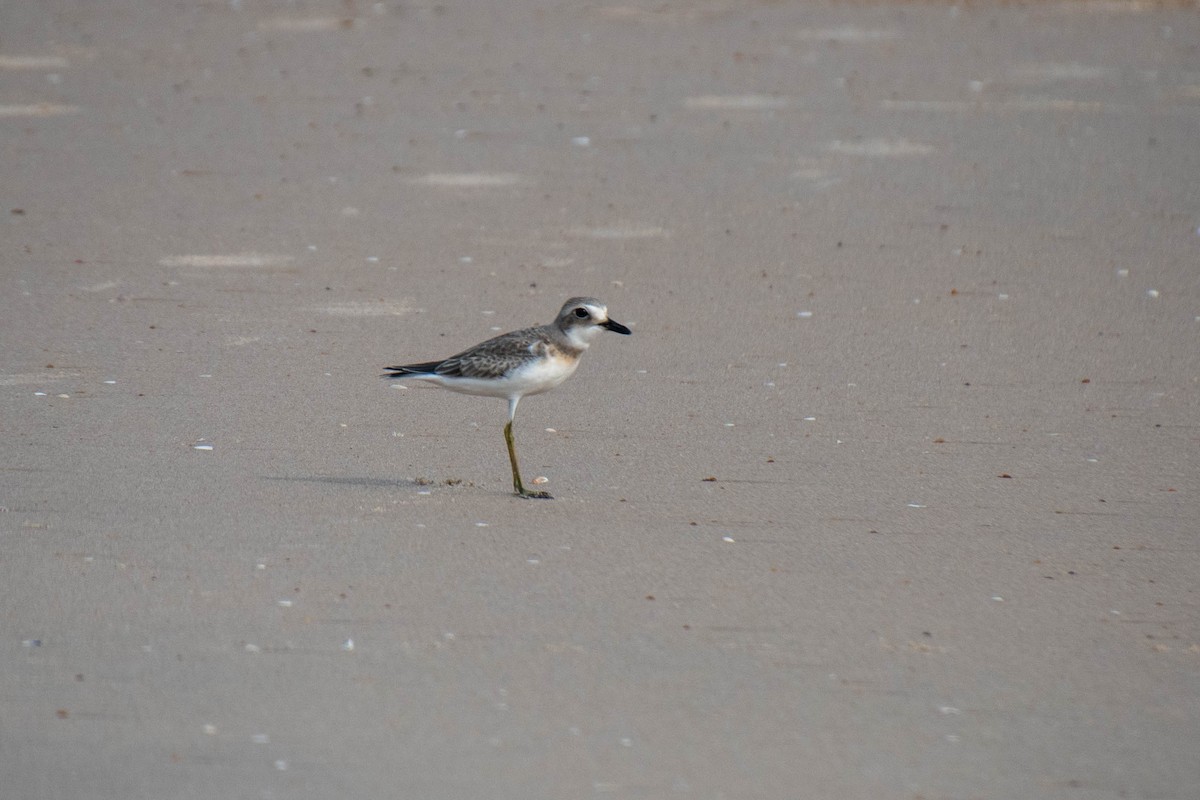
[381,361,442,380]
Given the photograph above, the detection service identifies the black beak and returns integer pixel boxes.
[602,318,632,335]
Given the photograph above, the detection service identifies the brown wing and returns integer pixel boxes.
[435,328,545,379]
[385,327,546,380]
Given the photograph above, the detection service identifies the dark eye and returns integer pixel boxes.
[573,307,589,319]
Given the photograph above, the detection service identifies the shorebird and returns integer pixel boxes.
[383,297,631,498]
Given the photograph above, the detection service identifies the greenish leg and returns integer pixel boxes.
[504,420,552,499]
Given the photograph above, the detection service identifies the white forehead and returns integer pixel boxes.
[580,302,607,319]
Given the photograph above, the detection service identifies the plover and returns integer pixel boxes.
[383,297,631,498]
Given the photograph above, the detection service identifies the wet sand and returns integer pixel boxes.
[2,2,1198,797]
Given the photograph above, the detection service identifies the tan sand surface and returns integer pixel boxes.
[2,2,1197,797]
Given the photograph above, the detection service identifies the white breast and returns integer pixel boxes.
[506,352,579,397]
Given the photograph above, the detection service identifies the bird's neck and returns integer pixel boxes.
[557,325,598,352]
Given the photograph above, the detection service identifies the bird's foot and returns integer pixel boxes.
[516,488,554,500]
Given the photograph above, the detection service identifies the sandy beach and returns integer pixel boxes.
[3,2,1198,797]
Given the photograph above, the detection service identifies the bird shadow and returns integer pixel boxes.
[260,475,420,490]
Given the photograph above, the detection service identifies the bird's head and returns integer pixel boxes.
[556,297,632,348]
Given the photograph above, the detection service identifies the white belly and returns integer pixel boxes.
[400,354,579,399]
[504,354,579,397]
